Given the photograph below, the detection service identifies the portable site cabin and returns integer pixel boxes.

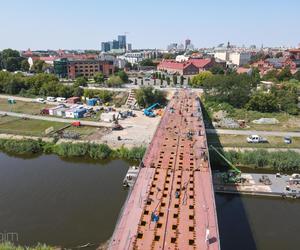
[66,97,81,104]
[87,98,98,106]
[65,108,77,118]
[56,107,67,117]
[74,108,87,119]
[101,112,117,122]
[49,105,64,116]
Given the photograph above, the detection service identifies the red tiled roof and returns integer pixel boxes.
[236,67,251,74]
[158,60,193,70]
[188,58,212,68]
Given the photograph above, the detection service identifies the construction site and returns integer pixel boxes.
[109,90,220,250]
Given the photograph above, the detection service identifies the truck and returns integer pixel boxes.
[246,135,268,143]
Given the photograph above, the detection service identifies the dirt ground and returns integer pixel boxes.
[100,110,161,148]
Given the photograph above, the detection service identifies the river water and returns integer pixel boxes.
[0,152,299,249]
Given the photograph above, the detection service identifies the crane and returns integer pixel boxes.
[144,103,159,117]
[209,145,243,183]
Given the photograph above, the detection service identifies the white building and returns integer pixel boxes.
[214,49,251,66]
[117,52,144,64]
[175,55,190,62]
[229,52,251,66]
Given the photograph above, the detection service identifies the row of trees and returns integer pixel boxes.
[0,49,49,73]
[263,66,300,82]
[0,71,83,97]
[202,71,299,115]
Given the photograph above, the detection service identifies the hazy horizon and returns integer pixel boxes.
[1,0,300,50]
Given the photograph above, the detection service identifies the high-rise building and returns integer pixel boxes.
[110,40,120,50]
[126,43,132,52]
[185,39,191,50]
[118,35,127,49]
[101,42,111,52]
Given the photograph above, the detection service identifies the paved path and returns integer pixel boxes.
[206,129,300,137]
[0,111,112,128]
[0,94,58,105]
[222,147,300,153]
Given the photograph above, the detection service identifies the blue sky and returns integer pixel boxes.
[1,0,300,50]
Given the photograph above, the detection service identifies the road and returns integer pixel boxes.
[222,147,300,153]
[0,94,57,105]
[206,129,300,137]
[0,111,112,128]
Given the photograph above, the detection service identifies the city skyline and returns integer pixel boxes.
[1,0,300,50]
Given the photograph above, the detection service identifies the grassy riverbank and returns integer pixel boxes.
[0,242,54,250]
[0,138,146,162]
[210,149,300,171]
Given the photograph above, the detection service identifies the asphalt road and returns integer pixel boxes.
[206,129,300,137]
[0,111,112,128]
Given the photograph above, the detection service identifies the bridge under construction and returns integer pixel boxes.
[109,90,220,250]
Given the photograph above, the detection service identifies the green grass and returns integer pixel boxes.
[0,242,54,250]
[204,101,300,132]
[0,117,67,137]
[207,134,300,149]
[0,99,52,115]
[63,126,99,137]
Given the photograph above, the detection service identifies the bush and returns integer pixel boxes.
[223,150,300,171]
[0,139,44,154]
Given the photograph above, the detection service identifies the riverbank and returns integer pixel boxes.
[0,137,145,162]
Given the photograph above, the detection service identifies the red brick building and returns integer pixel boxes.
[157,58,216,75]
[67,59,115,79]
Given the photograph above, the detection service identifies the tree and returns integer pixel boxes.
[172,75,178,85]
[73,86,84,97]
[275,52,283,58]
[21,59,30,72]
[203,74,253,108]
[190,71,213,87]
[32,60,47,73]
[210,65,225,75]
[75,76,88,87]
[94,73,104,83]
[166,77,171,86]
[135,86,167,108]
[139,59,155,67]
[277,66,292,82]
[117,70,128,83]
[1,49,23,72]
[263,69,279,81]
[246,92,279,112]
[294,70,300,81]
[107,76,123,87]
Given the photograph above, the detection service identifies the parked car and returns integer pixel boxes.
[46,97,56,102]
[56,97,66,103]
[246,135,268,143]
[284,136,292,144]
[35,98,46,104]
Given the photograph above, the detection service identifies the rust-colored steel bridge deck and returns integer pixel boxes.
[109,90,220,250]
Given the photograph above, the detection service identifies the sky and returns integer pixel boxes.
[1,0,300,50]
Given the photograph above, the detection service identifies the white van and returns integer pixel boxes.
[46,97,56,102]
[35,98,45,104]
[56,97,66,103]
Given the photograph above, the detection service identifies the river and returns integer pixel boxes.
[0,152,299,250]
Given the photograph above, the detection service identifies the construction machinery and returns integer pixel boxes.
[210,145,243,184]
[144,103,159,117]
